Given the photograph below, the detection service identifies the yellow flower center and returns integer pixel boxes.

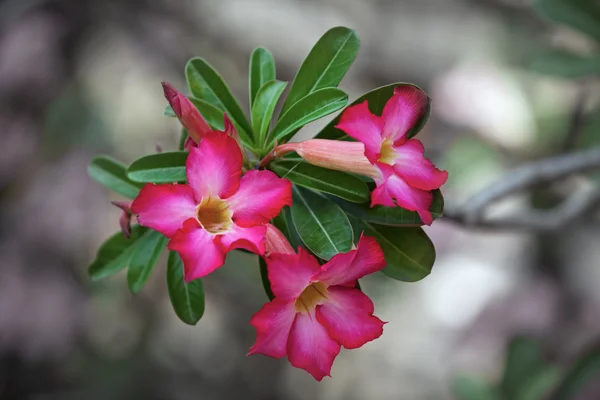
[294,282,328,314]
[379,139,397,165]
[196,196,233,235]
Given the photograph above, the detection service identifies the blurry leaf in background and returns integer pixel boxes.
[164,97,226,131]
[269,87,348,145]
[291,186,353,260]
[269,159,370,203]
[531,50,600,77]
[347,215,435,282]
[251,80,287,147]
[88,156,144,199]
[127,151,188,183]
[127,230,168,294]
[249,47,276,108]
[316,83,430,141]
[330,190,444,226]
[167,251,205,325]
[280,26,359,115]
[185,58,254,146]
[443,136,502,192]
[551,345,600,400]
[533,0,600,44]
[452,376,502,400]
[88,226,147,281]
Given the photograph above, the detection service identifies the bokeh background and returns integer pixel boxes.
[1,0,600,398]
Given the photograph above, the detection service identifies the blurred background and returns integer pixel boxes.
[1,0,600,398]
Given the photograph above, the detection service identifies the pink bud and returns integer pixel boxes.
[111,201,133,238]
[265,224,295,256]
[162,82,211,144]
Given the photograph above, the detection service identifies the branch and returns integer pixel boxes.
[443,146,600,230]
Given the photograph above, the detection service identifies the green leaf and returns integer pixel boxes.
[127,230,168,294]
[517,367,561,400]
[281,26,359,114]
[252,80,287,147]
[290,186,353,260]
[88,226,147,281]
[452,376,501,400]
[179,128,188,151]
[272,207,303,250]
[501,336,547,399]
[531,50,600,77]
[166,251,205,325]
[269,88,348,144]
[185,57,253,145]
[551,345,600,399]
[316,83,430,140]
[88,156,144,199]
[259,258,274,300]
[269,159,369,203]
[164,97,226,131]
[331,190,444,226]
[347,215,434,282]
[534,0,600,44]
[127,152,188,183]
[249,47,276,108]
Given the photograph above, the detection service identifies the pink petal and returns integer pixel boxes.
[392,139,448,190]
[168,219,226,281]
[218,224,267,255]
[335,101,384,163]
[315,234,386,286]
[248,298,296,358]
[381,86,429,145]
[265,224,295,256]
[316,286,385,349]
[286,311,341,381]
[372,165,434,225]
[131,183,197,237]
[266,247,321,300]
[186,132,242,200]
[227,170,292,227]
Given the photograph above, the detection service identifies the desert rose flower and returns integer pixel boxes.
[274,86,448,225]
[131,131,292,281]
[249,227,386,381]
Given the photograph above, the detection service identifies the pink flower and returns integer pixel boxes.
[131,131,292,281]
[274,86,448,225]
[162,82,211,145]
[249,229,387,381]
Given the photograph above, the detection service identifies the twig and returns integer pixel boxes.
[561,86,588,152]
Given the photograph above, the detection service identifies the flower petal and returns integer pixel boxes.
[218,224,266,255]
[131,183,197,237]
[314,234,386,286]
[266,247,321,300]
[186,132,242,200]
[286,311,341,381]
[265,224,295,256]
[335,101,384,163]
[248,298,296,358]
[168,219,226,281]
[392,139,448,190]
[381,86,429,145]
[227,170,292,227]
[316,286,385,349]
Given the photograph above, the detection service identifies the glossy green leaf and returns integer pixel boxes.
[88,156,144,199]
[534,0,600,44]
[88,226,147,281]
[270,88,348,144]
[331,189,444,226]
[347,215,435,282]
[272,207,303,250]
[249,47,276,108]
[501,337,547,399]
[185,57,253,145]
[452,376,501,400]
[531,50,600,77]
[291,186,353,260]
[281,26,359,114]
[165,97,226,131]
[259,258,274,300]
[127,230,168,294]
[127,152,188,183]
[252,80,287,146]
[551,345,600,399]
[166,251,205,325]
[316,83,430,140]
[270,159,369,203]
